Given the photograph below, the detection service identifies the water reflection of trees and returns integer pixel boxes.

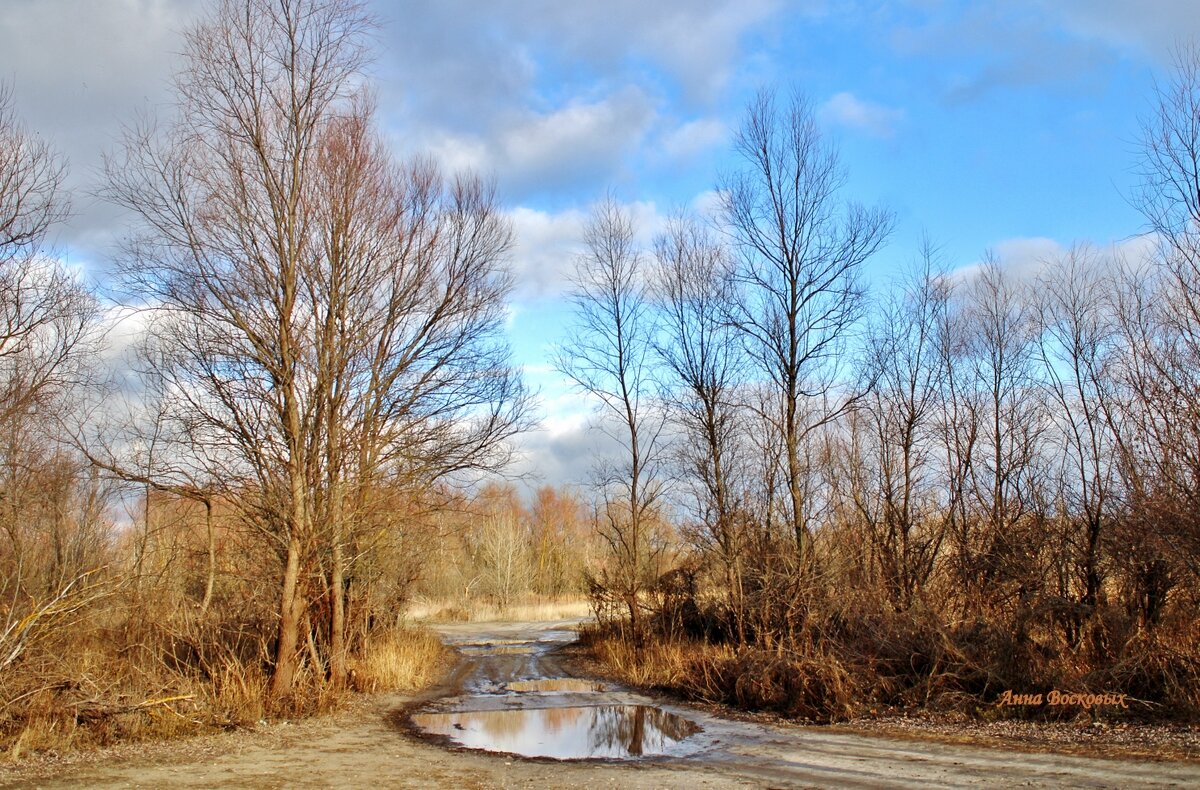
[587,706,700,756]
[414,705,699,758]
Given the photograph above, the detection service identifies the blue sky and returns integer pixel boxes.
[1,0,1195,490]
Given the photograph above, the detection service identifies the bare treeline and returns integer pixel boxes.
[571,84,1200,719]
[411,483,598,613]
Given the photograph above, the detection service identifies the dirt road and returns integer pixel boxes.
[6,620,1199,789]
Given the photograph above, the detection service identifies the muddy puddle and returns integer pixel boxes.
[457,643,538,656]
[411,704,701,760]
[505,678,604,693]
[411,621,705,761]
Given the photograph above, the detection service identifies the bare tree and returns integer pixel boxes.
[305,104,528,685]
[0,83,68,255]
[1137,41,1200,267]
[1033,246,1121,619]
[651,214,749,636]
[556,197,665,643]
[477,511,528,610]
[1125,42,1200,596]
[0,83,102,609]
[104,0,526,698]
[528,485,591,596]
[104,0,373,700]
[0,83,96,429]
[947,258,1048,614]
[720,89,893,559]
[850,243,951,609]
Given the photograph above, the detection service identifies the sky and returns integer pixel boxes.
[2,0,1198,494]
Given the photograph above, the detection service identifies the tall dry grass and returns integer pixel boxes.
[1,602,452,761]
[579,625,861,723]
[2,630,270,759]
[348,628,450,693]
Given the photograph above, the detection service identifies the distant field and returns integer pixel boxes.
[402,597,592,623]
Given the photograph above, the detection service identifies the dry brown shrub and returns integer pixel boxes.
[1098,622,1200,719]
[581,625,861,723]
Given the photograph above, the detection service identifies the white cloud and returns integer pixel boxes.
[0,0,199,261]
[507,197,677,299]
[992,236,1066,276]
[690,189,725,220]
[952,233,1158,287]
[1111,232,1159,267]
[1042,0,1200,62]
[659,117,728,162]
[507,206,587,299]
[626,200,674,249]
[3,1,786,263]
[410,89,657,197]
[889,3,1117,104]
[504,384,620,492]
[949,236,1066,286]
[504,304,521,330]
[819,92,906,138]
[371,0,787,201]
[99,304,151,363]
[499,89,657,191]
[619,0,783,101]
[423,136,491,178]
[489,0,782,103]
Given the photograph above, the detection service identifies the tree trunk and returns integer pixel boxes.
[201,498,215,613]
[329,511,347,687]
[271,534,305,700]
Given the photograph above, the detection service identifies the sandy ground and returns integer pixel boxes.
[4,620,1199,789]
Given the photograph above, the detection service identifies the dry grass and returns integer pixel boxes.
[1,612,452,761]
[585,629,728,688]
[403,596,591,623]
[582,590,1200,727]
[583,626,861,723]
[348,628,450,693]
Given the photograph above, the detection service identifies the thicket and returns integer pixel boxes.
[575,76,1200,724]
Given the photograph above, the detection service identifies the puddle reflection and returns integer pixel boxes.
[411,704,701,759]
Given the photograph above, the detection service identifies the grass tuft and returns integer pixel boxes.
[348,628,450,693]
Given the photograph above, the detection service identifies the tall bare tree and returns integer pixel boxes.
[1033,246,1121,617]
[850,244,951,609]
[1126,42,1200,594]
[105,0,373,699]
[557,197,665,643]
[0,82,101,604]
[951,258,1048,613]
[0,83,96,429]
[651,214,749,635]
[305,104,527,685]
[720,89,893,560]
